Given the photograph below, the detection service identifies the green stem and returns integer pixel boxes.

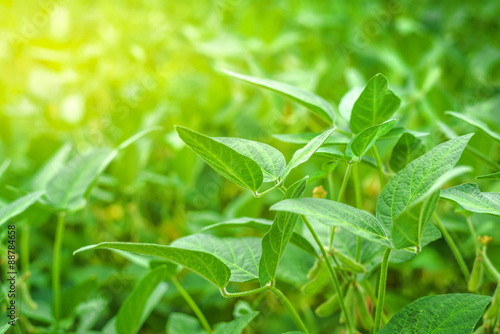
[329,163,352,249]
[270,287,309,334]
[255,183,281,197]
[372,146,385,190]
[482,247,500,282]
[372,248,391,333]
[172,277,213,333]
[221,285,270,298]
[21,224,30,291]
[465,216,480,251]
[302,215,354,333]
[433,213,470,281]
[52,213,65,328]
[353,163,362,262]
[337,163,352,202]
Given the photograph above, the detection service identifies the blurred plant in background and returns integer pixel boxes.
[0,0,499,333]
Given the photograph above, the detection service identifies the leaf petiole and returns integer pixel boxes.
[301,215,354,333]
[172,276,213,333]
[372,247,391,334]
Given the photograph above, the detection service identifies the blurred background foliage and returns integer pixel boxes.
[0,0,500,333]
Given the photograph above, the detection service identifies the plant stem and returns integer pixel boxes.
[270,287,309,334]
[337,163,352,202]
[255,183,281,197]
[353,163,362,262]
[21,224,30,291]
[465,216,480,251]
[172,276,213,333]
[372,146,385,190]
[372,248,391,333]
[221,285,270,298]
[433,213,470,281]
[302,215,354,333]
[482,247,500,282]
[52,212,66,328]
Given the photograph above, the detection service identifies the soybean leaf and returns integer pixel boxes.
[389,132,427,172]
[115,265,169,334]
[167,313,205,334]
[214,137,285,182]
[391,166,472,250]
[378,293,492,334]
[175,126,263,192]
[202,217,317,257]
[476,171,500,180]
[222,69,334,124]
[441,183,500,216]
[273,132,349,145]
[271,198,391,247]
[447,111,500,144]
[116,126,162,151]
[259,178,307,285]
[31,143,72,191]
[60,277,98,319]
[214,308,259,334]
[280,128,336,181]
[379,128,430,141]
[0,159,11,180]
[347,119,397,159]
[0,191,44,228]
[315,147,353,161]
[45,128,158,212]
[0,319,16,334]
[392,191,440,250]
[45,148,117,212]
[350,74,401,134]
[377,134,473,236]
[171,234,261,283]
[74,242,231,290]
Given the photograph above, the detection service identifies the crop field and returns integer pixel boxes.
[1,0,500,333]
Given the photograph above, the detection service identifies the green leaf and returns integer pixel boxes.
[45,128,157,212]
[271,198,391,247]
[74,242,231,289]
[379,128,429,141]
[476,171,500,180]
[378,293,492,334]
[31,143,72,191]
[175,126,263,192]
[391,191,440,250]
[115,265,169,334]
[202,217,317,257]
[441,183,500,216]
[350,74,401,134]
[389,132,427,172]
[116,126,163,151]
[0,319,16,334]
[171,234,262,283]
[348,119,397,159]
[0,191,44,228]
[214,310,259,334]
[377,134,473,239]
[0,159,11,180]
[391,165,471,250]
[167,313,205,334]
[214,137,285,182]
[447,111,500,144]
[280,128,336,181]
[59,277,98,319]
[259,178,307,285]
[222,69,334,124]
[273,132,349,145]
[45,148,117,212]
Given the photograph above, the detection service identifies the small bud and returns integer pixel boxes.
[313,185,328,199]
[478,235,493,247]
